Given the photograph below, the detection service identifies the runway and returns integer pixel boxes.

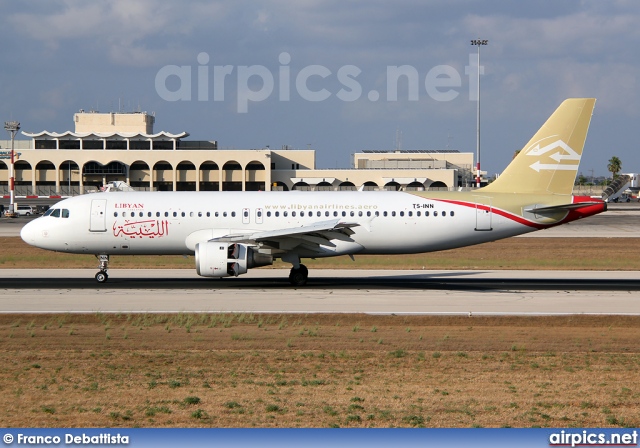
[2,203,639,315]
[1,268,639,315]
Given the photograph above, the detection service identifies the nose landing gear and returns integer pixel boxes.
[95,254,109,283]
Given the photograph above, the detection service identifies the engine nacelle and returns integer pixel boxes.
[195,242,273,278]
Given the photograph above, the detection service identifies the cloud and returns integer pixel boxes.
[7,0,228,66]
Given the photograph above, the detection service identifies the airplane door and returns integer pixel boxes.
[90,199,108,232]
[256,208,263,224]
[474,197,493,231]
[242,208,250,224]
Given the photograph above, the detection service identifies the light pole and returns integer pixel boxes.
[4,120,20,214]
[470,39,488,188]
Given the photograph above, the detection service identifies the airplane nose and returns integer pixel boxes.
[20,219,40,246]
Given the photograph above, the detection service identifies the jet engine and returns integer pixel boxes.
[195,242,273,277]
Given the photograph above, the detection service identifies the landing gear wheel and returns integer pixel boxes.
[95,254,110,283]
[289,264,308,286]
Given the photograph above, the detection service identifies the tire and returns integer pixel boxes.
[95,272,108,283]
[289,265,308,286]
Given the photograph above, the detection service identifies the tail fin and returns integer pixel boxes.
[482,98,596,195]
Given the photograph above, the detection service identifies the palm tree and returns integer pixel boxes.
[607,156,622,180]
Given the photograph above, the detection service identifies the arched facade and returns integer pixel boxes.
[338,181,356,191]
[406,181,425,191]
[222,160,242,191]
[384,181,401,191]
[272,181,288,191]
[292,181,310,191]
[428,181,448,190]
[153,161,174,191]
[199,161,219,191]
[245,160,266,191]
[58,160,80,195]
[129,161,151,191]
[7,123,468,196]
[176,161,196,191]
[362,181,378,191]
[316,181,333,191]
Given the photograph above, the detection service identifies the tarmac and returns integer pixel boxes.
[1,202,638,315]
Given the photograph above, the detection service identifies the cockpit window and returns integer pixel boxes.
[61,209,70,218]
[44,209,54,217]
[50,209,61,218]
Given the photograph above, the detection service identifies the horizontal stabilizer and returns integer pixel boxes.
[524,202,603,214]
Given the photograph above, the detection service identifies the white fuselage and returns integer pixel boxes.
[21,190,532,258]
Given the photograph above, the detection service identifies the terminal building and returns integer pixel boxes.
[0,111,476,196]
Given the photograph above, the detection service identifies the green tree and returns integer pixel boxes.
[576,174,587,186]
[607,156,622,179]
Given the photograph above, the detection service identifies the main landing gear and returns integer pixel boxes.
[95,254,109,283]
[288,264,308,286]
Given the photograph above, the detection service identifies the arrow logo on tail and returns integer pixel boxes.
[526,139,580,160]
[529,161,579,173]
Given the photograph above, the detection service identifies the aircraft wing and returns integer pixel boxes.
[210,219,361,253]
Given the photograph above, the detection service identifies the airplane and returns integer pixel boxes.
[20,98,606,286]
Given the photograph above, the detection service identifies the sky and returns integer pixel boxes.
[0,0,638,177]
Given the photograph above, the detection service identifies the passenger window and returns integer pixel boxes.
[198,212,202,217]
[215,212,219,217]
[425,211,430,217]
[417,211,421,217]
[173,212,177,217]
[231,211,236,217]
[148,212,152,217]
[292,211,297,217]
[243,210,248,217]
[350,211,355,217]
[367,211,371,217]
[383,211,388,217]
[342,211,346,217]
[284,211,288,217]
[400,211,404,217]
[206,212,210,217]
[114,212,118,217]
[358,211,363,217]
[375,211,379,217]
[267,211,271,217]
[156,212,160,217]
[334,211,338,217]
[139,212,143,217]
[434,211,438,217]
[190,212,194,217]
[442,211,446,217]
[223,212,228,217]
[450,211,455,217]
[300,211,305,217]
[317,211,321,217]
[392,211,396,217]
[325,211,330,217]
[62,209,70,218]
[408,211,412,217]
[275,211,280,217]
[257,211,262,217]
[51,209,60,218]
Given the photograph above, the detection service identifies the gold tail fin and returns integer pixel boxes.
[481,98,595,195]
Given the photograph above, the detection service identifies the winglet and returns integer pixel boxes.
[481,98,596,195]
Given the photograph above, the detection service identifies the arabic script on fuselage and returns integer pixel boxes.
[113,220,169,238]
